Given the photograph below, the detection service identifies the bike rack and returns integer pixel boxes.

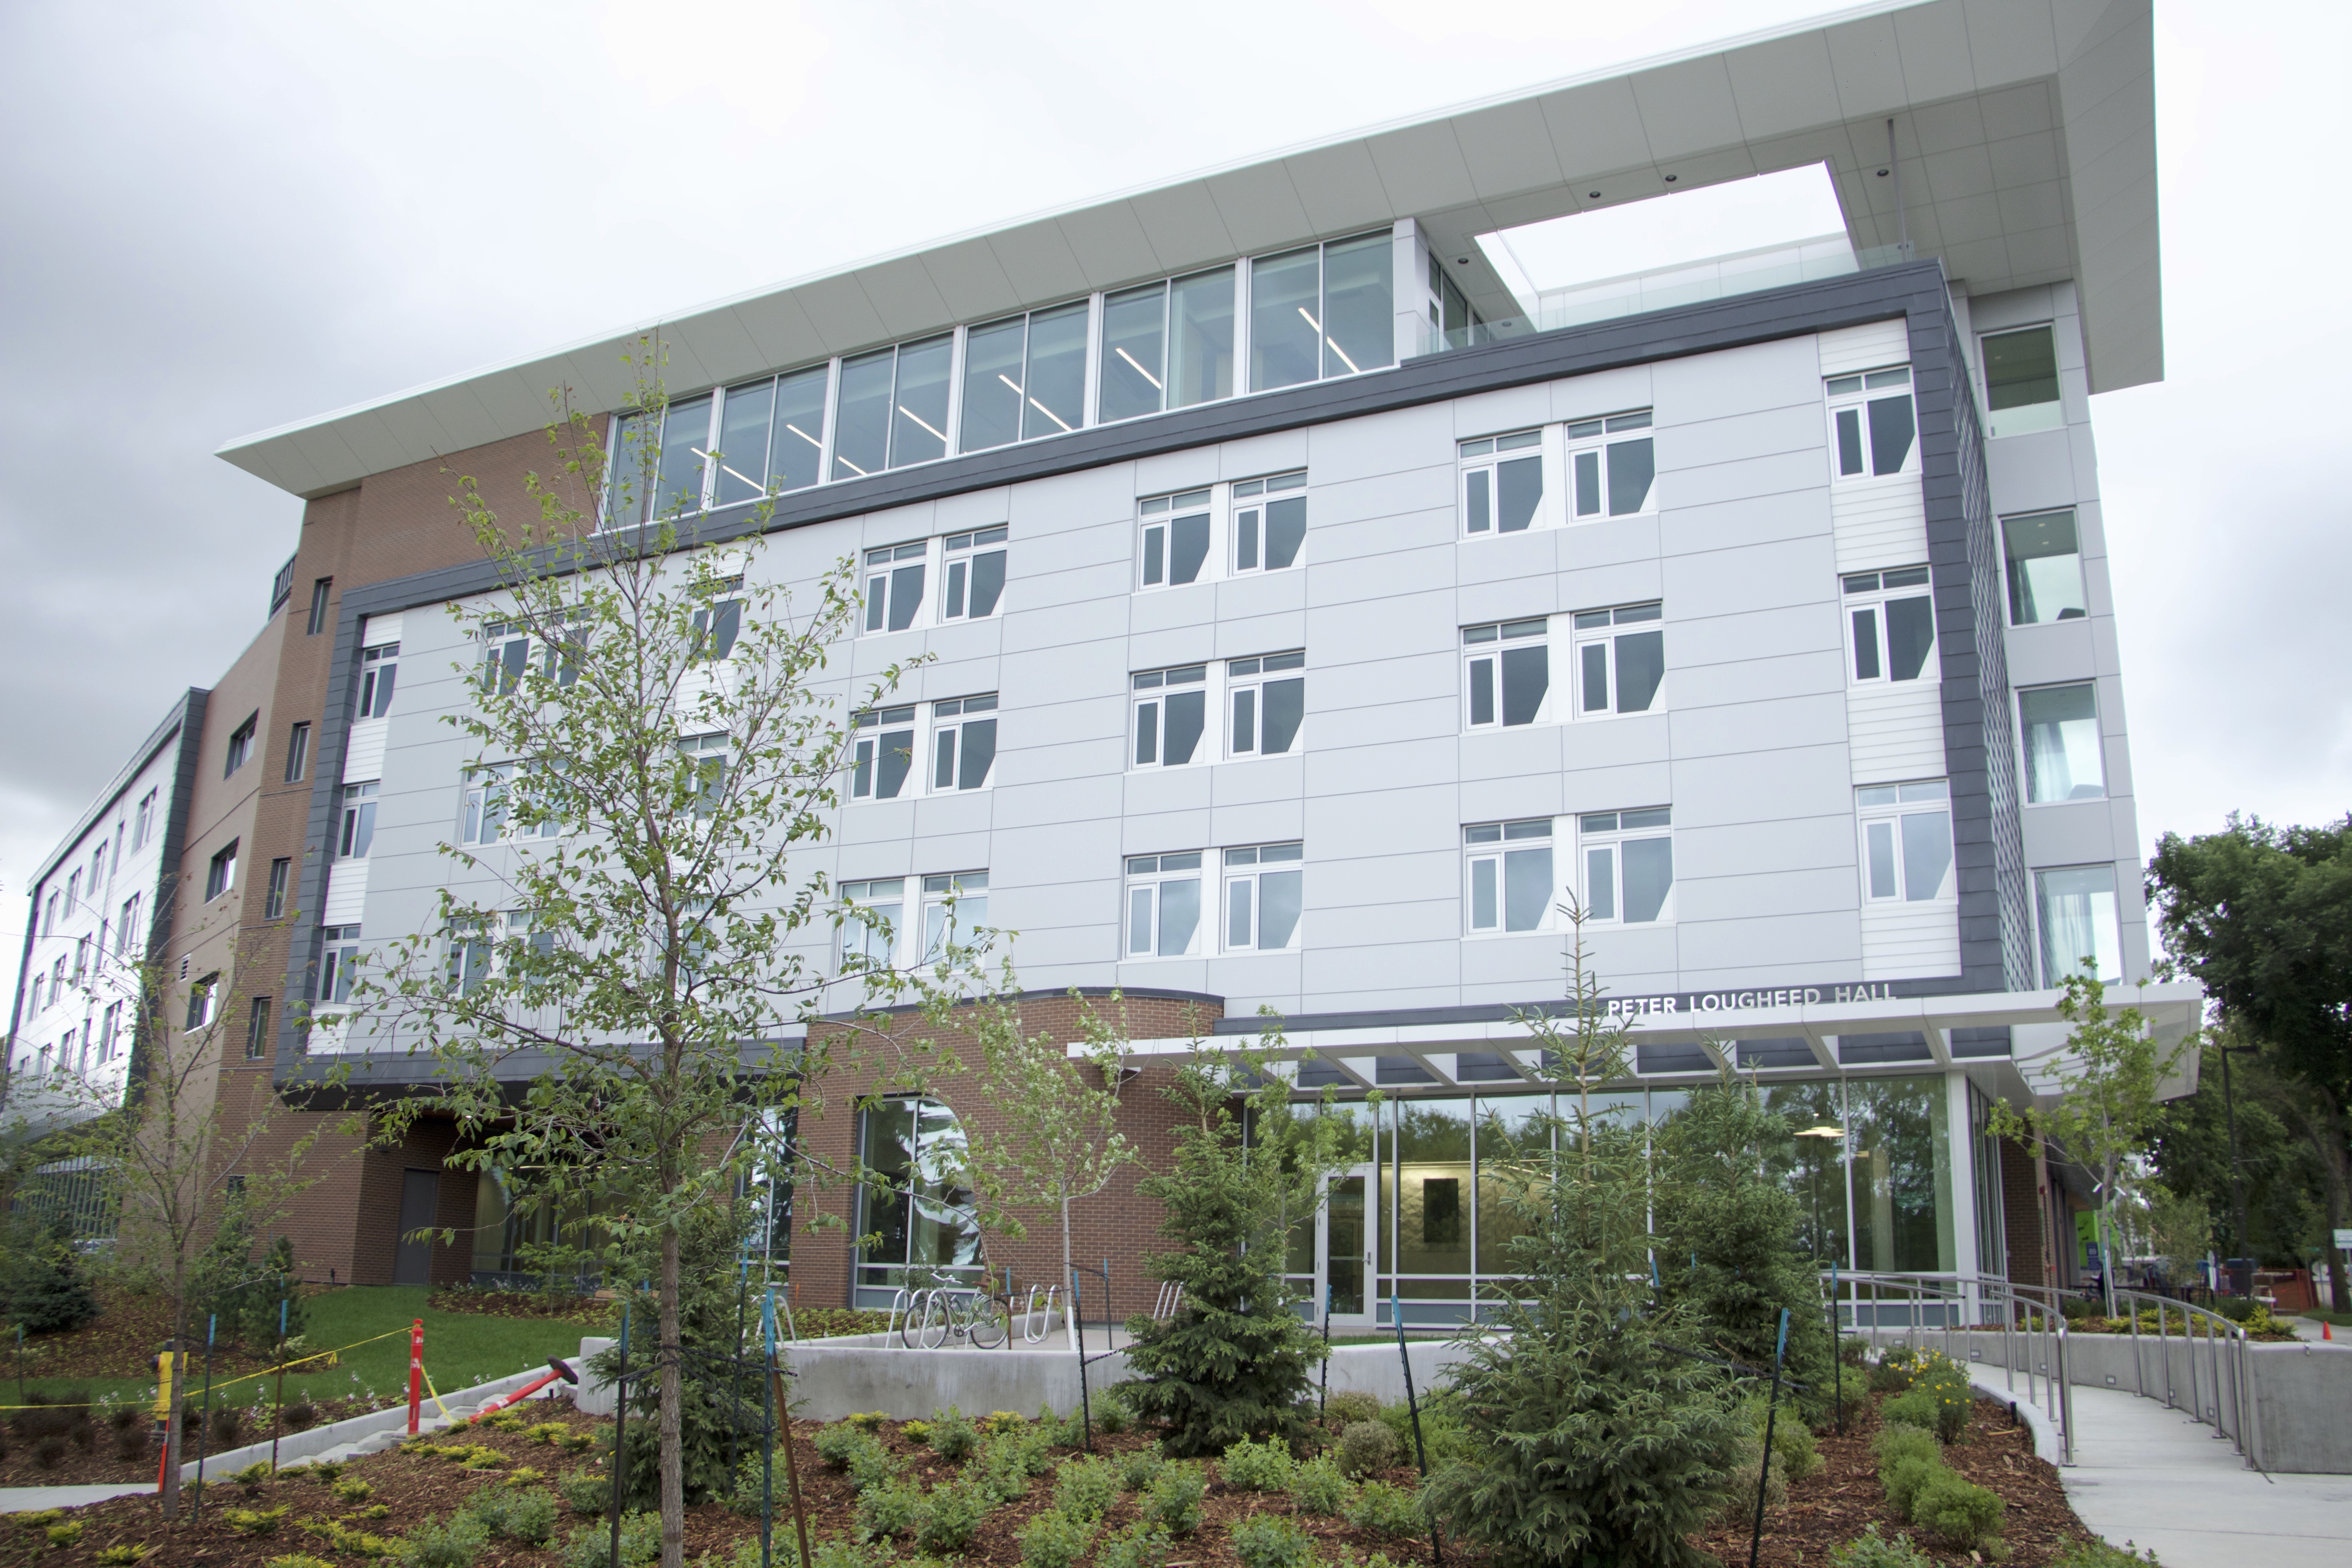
[1021,1284,1060,1344]
[1152,1280,1186,1320]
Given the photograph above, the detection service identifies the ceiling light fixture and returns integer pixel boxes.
[1588,190,1602,198]
[1664,174,1678,183]
[1796,1124,1847,1139]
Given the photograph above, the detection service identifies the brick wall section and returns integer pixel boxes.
[791,991,1223,1323]
[1999,1135,2048,1289]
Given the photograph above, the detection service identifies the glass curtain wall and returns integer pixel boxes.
[1847,1076,1956,1273]
[855,1098,983,1304]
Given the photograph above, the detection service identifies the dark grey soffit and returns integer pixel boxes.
[280,260,1984,1079]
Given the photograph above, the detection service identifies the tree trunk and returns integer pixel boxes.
[2312,1098,2351,1317]
[659,1225,684,1568]
[160,1262,186,1519]
[1062,1195,1078,1354]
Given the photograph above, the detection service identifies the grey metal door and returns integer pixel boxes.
[394,1169,439,1285]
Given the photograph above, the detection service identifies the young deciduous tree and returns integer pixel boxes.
[358,354,980,1568]
[18,927,337,1519]
[1989,964,2188,1316]
[959,985,1139,1350]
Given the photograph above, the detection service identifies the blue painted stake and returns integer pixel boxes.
[1749,1308,1793,1568]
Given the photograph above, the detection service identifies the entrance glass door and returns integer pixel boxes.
[1319,1169,1374,1328]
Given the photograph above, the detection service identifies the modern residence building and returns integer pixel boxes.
[20,0,2197,1312]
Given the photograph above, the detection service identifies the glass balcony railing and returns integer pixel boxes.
[1415,239,1918,358]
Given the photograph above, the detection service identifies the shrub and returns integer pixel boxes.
[1868,1346,1918,1393]
[225,1506,292,1537]
[1118,1446,1166,1491]
[32,1435,66,1469]
[284,1400,320,1432]
[465,1485,559,1544]
[2049,1542,2162,1568]
[1881,1456,1943,1520]
[1055,1456,1120,1521]
[1347,1479,1426,1540]
[267,1558,338,1568]
[559,1513,660,1568]
[393,1514,487,1568]
[844,1438,905,1493]
[1100,1523,1172,1568]
[1872,1423,1940,1471]
[334,1478,376,1502]
[1830,1524,1935,1568]
[1746,1395,1821,1482]
[848,1410,888,1431]
[0,1210,99,1333]
[1017,1507,1098,1568]
[1373,1392,1474,1470]
[212,1408,250,1450]
[983,1410,1026,1434]
[1336,1418,1398,1478]
[48,1522,85,1548]
[1911,1470,2004,1553]
[114,1423,151,1461]
[1324,1390,1381,1427]
[1233,1514,1319,1568]
[1143,1462,1206,1534]
[1882,1390,1939,1434]
[1906,1351,1976,1444]
[1840,1336,1872,1367]
[1221,1434,1294,1492]
[929,1408,980,1462]
[914,1478,991,1553]
[1719,1455,1786,1524]
[900,1419,932,1446]
[854,1478,923,1542]
[557,1469,610,1516]
[528,1421,570,1446]
[98,1546,151,1566]
[1093,1384,1130,1435]
[1289,1454,1350,1515]
[729,1446,784,1517]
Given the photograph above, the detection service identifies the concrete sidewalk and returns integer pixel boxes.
[2061,1385,2352,1567]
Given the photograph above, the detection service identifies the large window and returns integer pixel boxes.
[205,841,238,901]
[284,720,311,784]
[862,529,1009,634]
[462,764,561,844]
[1856,780,1954,903]
[1460,430,1545,536]
[2020,684,2105,802]
[2002,510,2086,625]
[1228,652,1304,759]
[245,995,273,1061]
[1464,819,1553,935]
[960,302,1088,451]
[1567,410,1656,519]
[1843,567,1936,685]
[1577,808,1673,924]
[1570,602,1664,716]
[1826,367,1917,479]
[1132,665,1209,769]
[1223,843,1303,953]
[850,706,916,801]
[265,857,291,921]
[1098,267,1236,422]
[930,696,998,792]
[862,542,929,632]
[318,925,363,1004]
[224,713,257,777]
[133,789,156,850]
[1463,619,1551,729]
[1249,231,1394,392]
[839,878,906,970]
[337,784,377,859]
[921,872,987,962]
[1125,852,1203,958]
[1981,324,2061,438]
[856,1098,981,1299]
[1847,1076,1957,1273]
[2037,865,2122,985]
[833,334,952,478]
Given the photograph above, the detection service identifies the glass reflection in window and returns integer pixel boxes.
[856,1098,982,1295]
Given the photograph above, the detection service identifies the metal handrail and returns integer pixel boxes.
[1827,1270,2074,1465]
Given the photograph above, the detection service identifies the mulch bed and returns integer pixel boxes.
[22,1389,2106,1568]
[5,1285,299,1384]
[425,1288,619,1325]
[1690,1393,2096,1568]
[0,1395,387,1488]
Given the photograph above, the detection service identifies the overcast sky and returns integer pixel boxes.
[1,0,2346,981]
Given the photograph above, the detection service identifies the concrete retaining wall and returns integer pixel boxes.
[779,1338,1475,1421]
[179,1363,558,1482]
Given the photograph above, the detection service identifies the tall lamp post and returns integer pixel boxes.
[2218,1044,2259,1299]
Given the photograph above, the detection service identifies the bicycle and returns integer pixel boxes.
[911,1279,1009,1350]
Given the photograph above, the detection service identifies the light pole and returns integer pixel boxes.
[2218,1044,2258,1299]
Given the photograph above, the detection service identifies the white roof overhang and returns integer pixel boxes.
[216,0,2156,501]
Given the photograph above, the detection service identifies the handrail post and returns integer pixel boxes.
[2056,1319,2073,1465]
[2159,1299,2172,1408]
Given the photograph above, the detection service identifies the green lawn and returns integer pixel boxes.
[7,1286,607,1414]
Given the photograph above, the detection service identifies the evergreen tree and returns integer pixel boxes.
[1425,913,1744,1568]
[1653,1074,1836,1422]
[1120,1039,1354,1455]
[0,1210,100,1334]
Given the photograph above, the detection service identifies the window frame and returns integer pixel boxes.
[958,300,1091,452]
[317,924,363,1006]
[357,641,400,716]
[186,971,221,1031]
[1841,567,1939,686]
[1225,651,1305,760]
[1567,601,1666,719]
[2034,863,2123,987]
[224,713,258,777]
[929,695,1000,794]
[1458,428,1551,537]
[1564,409,1658,520]
[1124,852,1205,959]
[1226,470,1308,576]
[2019,682,2107,804]
[849,706,918,802]
[1246,230,1396,392]
[265,857,292,921]
[337,783,378,860]
[205,841,238,902]
[306,577,333,635]
[1980,323,2063,438]
[838,877,908,972]
[919,871,988,963]
[1824,366,1919,480]
[1463,818,1557,936]
[1462,617,1554,731]
[1136,486,1216,592]
[1221,842,1304,954]
[1575,807,1676,926]
[1131,663,1212,771]
[2000,508,2087,627]
[132,789,157,850]
[244,995,273,1061]
[940,526,1009,623]
[285,720,311,783]
[861,541,931,635]
[1855,780,1956,904]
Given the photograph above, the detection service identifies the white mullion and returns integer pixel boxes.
[699,391,723,511]
[1081,293,1103,430]
[817,358,841,485]
[943,323,968,458]
[1229,258,1251,403]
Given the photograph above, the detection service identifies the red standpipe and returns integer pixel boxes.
[407,1319,424,1435]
